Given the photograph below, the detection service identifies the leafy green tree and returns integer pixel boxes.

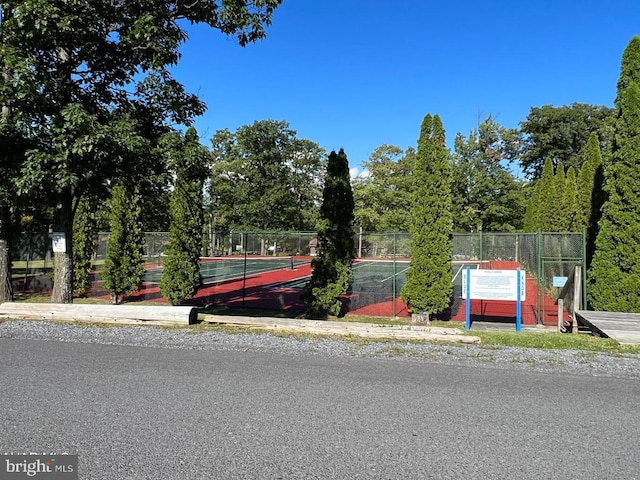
[160,128,209,305]
[352,145,414,231]
[209,120,325,232]
[0,111,23,302]
[589,36,640,312]
[0,2,30,302]
[139,172,172,232]
[1,1,282,303]
[401,114,453,319]
[102,185,145,304]
[302,149,354,318]
[72,196,99,296]
[450,117,526,232]
[518,103,614,179]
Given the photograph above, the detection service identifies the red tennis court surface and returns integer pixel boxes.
[345,260,569,327]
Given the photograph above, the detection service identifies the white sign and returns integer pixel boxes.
[462,269,525,301]
[52,232,67,253]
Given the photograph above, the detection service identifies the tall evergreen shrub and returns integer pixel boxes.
[589,36,640,311]
[102,185,145,304]
[72,196,98,295]
[160,128,208,305]
[523,158,555,231]
[400,114,453,319]
[302,149,354,318]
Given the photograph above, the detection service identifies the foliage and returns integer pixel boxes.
[517,103,614,179]
[160,128,209,305]
[548,162,566,231]
[562,166,579,232]
[523,158,555,232]
[209,120,325,231]
[576,132,603,232]
[450,117,526,232]
[589,37,640,312]
[303,149,355,318]
[72,196,99,296]
[400,114,453,315]
[352,145,414,231]
[0,0,282,302]
[102,185,145,304]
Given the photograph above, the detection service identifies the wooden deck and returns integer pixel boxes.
[576,310,640,345]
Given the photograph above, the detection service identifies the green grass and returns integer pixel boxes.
[328,314,640,354]
[471,330,640,354]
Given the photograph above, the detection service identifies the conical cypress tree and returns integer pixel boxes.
[616,36,640,94]
[302,148,355,318]
[589,36,640,311]
[400,114,453,319]
[160,128,208,305]
[537,158,556,231]
[524,158,555,231]
[576,132,603,231]
[549,162,566,231]
[102,185,145,304]
[72,196,99,296]
[563,166,579,232]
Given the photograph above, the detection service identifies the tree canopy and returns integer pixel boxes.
[450,117,526,232]
[352,145,414,232]
[517,103,614,180]
[0,0,283,302]
[209,119,325,231]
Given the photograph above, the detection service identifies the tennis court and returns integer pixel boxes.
[346,259,488,317]
[142,255,310,286]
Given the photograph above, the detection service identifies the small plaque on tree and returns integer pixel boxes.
[52,232,67,253]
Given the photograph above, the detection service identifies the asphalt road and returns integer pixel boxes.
[1,338,639,479]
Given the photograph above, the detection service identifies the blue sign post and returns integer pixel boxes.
[465,266,471,331]
[516,269,522,332]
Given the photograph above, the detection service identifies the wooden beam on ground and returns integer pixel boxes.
[202,314,481,344]
[0,302,197,326]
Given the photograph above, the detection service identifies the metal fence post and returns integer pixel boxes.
[537,231,542,325]
[581,229,587,310]
[242,233,248,307]
[392,232,396,318]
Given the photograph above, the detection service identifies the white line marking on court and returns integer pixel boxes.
[380,266,410,283]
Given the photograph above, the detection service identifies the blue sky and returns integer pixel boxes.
[173,1,639,177]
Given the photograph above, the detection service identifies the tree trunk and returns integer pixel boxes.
[51,189,74,303]
[0,205,12,302]
[0,36,12,302]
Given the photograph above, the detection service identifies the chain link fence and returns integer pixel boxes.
[8,230,585,326]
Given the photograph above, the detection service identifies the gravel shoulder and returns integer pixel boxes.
[1,319,640,379]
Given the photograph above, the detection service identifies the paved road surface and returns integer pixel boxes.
[1,337,639,479]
